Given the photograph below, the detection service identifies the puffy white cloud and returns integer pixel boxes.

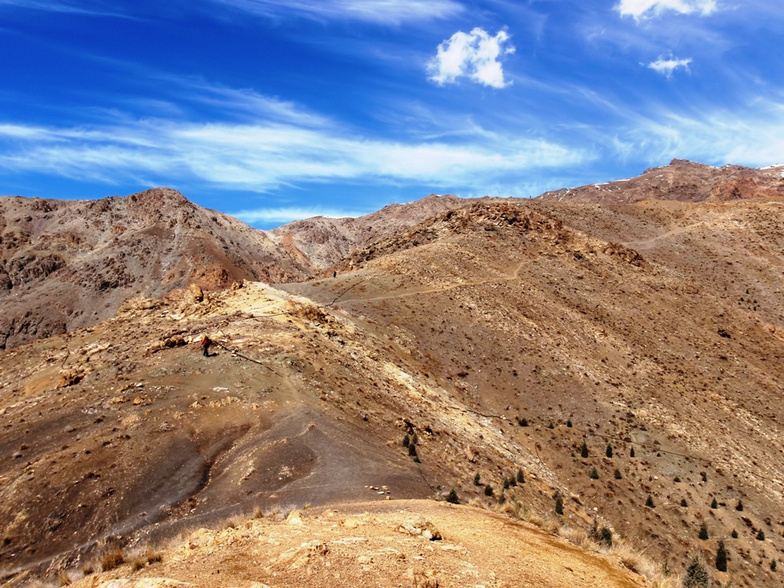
[648,56,692,77]
[211,0,462,25]
[617,0,717,19]
[428,28,515,89]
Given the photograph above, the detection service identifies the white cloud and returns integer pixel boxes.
[428,28,515,89]
[0,109,588,192]
[617,0,718,19]
[210,0,462,25]
[231,206,368,224]
[647,56,692,77]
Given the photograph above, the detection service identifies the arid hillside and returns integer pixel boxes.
[541,159,784,204]
[1,161,783,587]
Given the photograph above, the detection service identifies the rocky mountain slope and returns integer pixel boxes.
[541,159,784,204]
[1,161,783,587]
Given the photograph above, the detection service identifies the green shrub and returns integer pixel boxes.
[518,417,528,427]
[681,498,688,507]
[589,467,599,479]
[710,497,718,509]
[548,420,554,429]
[516,469,525,484]
[756,530,765,541]
[614,469,622,479]
[716,540,727,572]
[599,526,613,547]
[474,472,481,485]
[408,444,417,457]
[735,499,743,511]
[411,433,418,445]
[674,476,681,482]
[555,493,564,515]
[447,488,459,504]
[645,495,655,508]
[630,447,635,458]
[683,556,710,588]
[731,529,738,539]
[698,522,709,540]
[605,444,613,458]
[771,559,777,572]
[566,419,573,428]
[581,441,589,458]
[503,477,510,490]
[402,434,410,447]
[484,485,493,497]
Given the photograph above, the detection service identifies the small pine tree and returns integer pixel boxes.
[630,447,635,458]
[402,434,410,447]
[735,499,743,511]
[599,526,613,547]
[701,472,707,482]
[503,477,510,490]
[681,498,688,507]
[683,557,710,588]
[548,420,554,429]
[508,474,517,487]
[498,494,506,505]
[566,419,573,428]
[731,529,738,539]
[674,475,681,482]
[645,495,655,508]
[698,522,709,540]
[411,433,418,445]
[555,493,564,515]
[519,417,528,427]
[614,468,622,480]
[516,469,525,484]
[710,497,718,509]
[446,488,459,504]
[716,540,727,572]
[771,559,777,572]
[474,473,481,486]
[605,444,613,458]
[581,440,589,458]
[756,529,765,541]
[408,443,417,457]
[484,485,493,497]
[589,466,599,479]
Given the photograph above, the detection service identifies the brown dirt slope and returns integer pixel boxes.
[540,159,784,204]
[0,188,313,349]
[270,194,476,270]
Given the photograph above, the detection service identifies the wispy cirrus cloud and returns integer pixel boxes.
[647,55,692,77]
[231,206,369,224]
[208,0,463,25]
[0,101,588,193]
[616,0,718,20]
[428,28,515,89]
[0,0,131,16]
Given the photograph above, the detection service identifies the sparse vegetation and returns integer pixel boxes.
[484,485,494,497]
[516,469,525,484]
[408,444,417,457]
[681,498,688,507]
[674,475,681,482]
[101,546,125,571]
[683,556,711,588]
[566,419,572,428]
[756,529,765,541]
[605,443,613,458]
[614,468,622,479]
[716,540,727,572]
[710,497,718,509]
[645,495,655,508]
[731,529,738,539]
[771,559,777,572]
[447,488,459,504]
[474,472,481,485]
[581,440,589,458]
[555,492,564,515]
[548,420,554,429]
[589,466,599,479]
[518,417,529,427]
[630,447,635,458]
[410,433,418,445]
[402,433,410,447]
[735,499,743,511]
[698,522,709,540]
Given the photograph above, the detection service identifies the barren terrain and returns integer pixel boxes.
[1,160,784,587]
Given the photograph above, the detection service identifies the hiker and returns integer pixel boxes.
[201,335,212,357]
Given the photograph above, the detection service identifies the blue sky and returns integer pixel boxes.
[1,0,783,228]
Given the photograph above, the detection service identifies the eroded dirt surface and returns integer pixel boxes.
[70,500,646,588]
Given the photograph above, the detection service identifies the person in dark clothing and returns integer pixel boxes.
[201,335,212,357]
